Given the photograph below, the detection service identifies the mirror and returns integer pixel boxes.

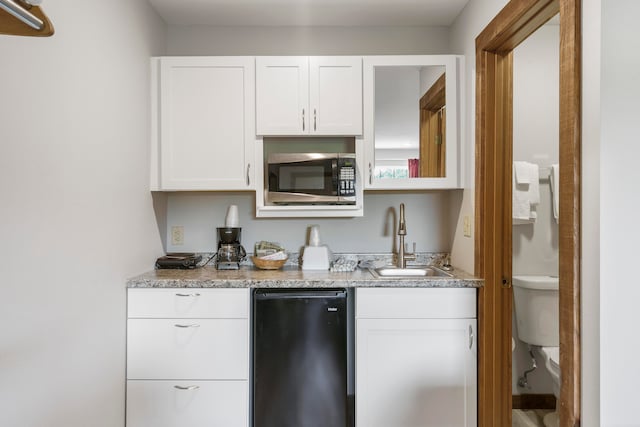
[363,56,460,189]
[374,65,445,179]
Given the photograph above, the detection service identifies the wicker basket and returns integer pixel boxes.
[252,255,288,270]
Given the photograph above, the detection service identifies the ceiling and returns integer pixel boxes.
[147,0,471,27]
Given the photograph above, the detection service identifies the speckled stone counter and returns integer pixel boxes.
[127,265,482,289]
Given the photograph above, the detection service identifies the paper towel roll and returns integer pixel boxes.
[225,205,239,227]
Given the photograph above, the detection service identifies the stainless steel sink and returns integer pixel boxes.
[370,266,453,278]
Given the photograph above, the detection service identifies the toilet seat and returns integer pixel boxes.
[538,346,560,401]
[540,346,560,377]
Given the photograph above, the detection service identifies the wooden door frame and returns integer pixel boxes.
[475,0,581,426]
[420,73,447,177]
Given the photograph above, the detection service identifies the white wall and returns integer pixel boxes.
[448,0,510,273]
[166,191,454,254]
[166,25,450,55]
[419,65,446,95]
[581,0,601,424]
[512,24,559,278]
[164,25,456,257]
[0,2,166,426]
[511,24,560,395]
[600,1,640,425]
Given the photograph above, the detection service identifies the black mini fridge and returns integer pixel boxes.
[251,288,355,427]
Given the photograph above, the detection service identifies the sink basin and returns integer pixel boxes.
[370,266,453,278]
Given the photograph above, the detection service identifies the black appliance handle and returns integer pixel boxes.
[253,288,347,300]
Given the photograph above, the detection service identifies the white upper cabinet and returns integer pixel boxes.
[256,56,362,136]
[309,57,363,135]
[255,57,309,135]
[363,55,463,190]
[151,57,255,191]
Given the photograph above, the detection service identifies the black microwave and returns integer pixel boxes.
[266,153,356,205]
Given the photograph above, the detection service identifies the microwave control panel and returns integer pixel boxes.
[337,158,356,197]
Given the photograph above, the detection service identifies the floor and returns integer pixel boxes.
[512,409,556,427]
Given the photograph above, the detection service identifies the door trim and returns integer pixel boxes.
[474,0,581,426]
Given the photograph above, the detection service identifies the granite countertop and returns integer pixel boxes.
[127,265,483,289]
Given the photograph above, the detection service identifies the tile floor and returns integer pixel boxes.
[512,409,556,427]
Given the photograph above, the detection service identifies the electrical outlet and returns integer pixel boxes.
[463,215,472,237]
[171,226,184,245]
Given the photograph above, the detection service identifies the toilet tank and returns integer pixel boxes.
[512,275,559,346]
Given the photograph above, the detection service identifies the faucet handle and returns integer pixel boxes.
[404,242,416,254]
[404,242,417,261]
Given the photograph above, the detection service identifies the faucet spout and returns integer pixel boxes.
[398,203,407,235]
[396,203,416,268]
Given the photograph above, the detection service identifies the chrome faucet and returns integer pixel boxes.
[397,203,416,268]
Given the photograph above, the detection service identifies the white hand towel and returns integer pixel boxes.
[527,162,540,206]
[513,164,533,222]
[514,161,531,184]
[512,162,540,225]
[550,164,560,223]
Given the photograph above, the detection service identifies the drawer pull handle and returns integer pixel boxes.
[174,385,200,391]
[469,324,474,349]
[175,293,201,297]
[174,324,200,328]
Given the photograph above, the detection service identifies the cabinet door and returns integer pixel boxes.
[356,318,477,427]
[362,55,461,190]
[158,57,254,190]
[309,56,362,135]
[127,380,247,427]
[256,57,309,135]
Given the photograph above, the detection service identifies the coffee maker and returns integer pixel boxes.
[216,227,246,270]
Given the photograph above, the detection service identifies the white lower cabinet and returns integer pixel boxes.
[356,288,477,427]
[126,287,477,426]
[126,288,249,427]
[126,380,247,427]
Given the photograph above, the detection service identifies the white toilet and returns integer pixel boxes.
[512,275,560,427]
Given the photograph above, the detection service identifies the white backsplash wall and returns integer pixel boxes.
[166,191,454,254]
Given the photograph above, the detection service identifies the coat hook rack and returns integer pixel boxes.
[0,0,54,37]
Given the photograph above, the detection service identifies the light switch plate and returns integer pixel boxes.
[463,215,472,237]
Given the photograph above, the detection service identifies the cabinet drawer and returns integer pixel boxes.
[128,288,248,318]
[127,319,248,380]
[356,288,476,319]
[127,380,247,427]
